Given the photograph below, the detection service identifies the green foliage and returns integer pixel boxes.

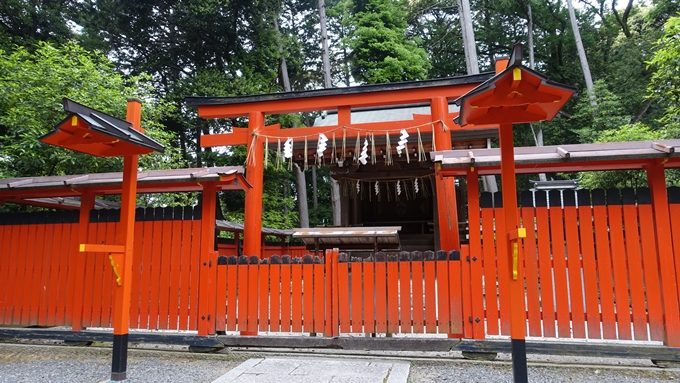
[0,1,75,48]
[571,81,632,143]
[0,41,182,180]
[577,123,663,189]
[409,0,466,77]
[349,0,431,83]
[648,16,680,138]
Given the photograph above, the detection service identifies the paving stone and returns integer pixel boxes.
[211,356,410,383]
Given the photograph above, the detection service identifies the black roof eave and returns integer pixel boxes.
[184,73,495,107]
[57,98,165,153]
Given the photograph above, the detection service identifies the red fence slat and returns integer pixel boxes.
[607,203,632,340]
[387,261,399,334]
[622,204,649,341]
[411,261,424,333]
[399,261,411,333]
[563,206,586,339]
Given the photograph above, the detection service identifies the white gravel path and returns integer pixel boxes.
[408,359,680,383]
[0,343,246,383]
[1,342,678,383]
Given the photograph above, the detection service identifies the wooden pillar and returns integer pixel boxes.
[431,96,460,250]
[243,112,265,257]
[499,123,527,382]
[110,98,142,382]
[241,112,264,336]
[71,191,95,331]
[197,182,218,336]
[646,162,680,346]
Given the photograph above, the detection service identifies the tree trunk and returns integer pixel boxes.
[457,0,479,75]
[277,11,307,226]
[312,166,318,210]
[294,163,310,228]
[458,0,497,192]
[331,179,341,226]
[318,0,332,88]
[567,0,596,106]
[527,2,535,69]
[318,0,342,224]
[274,17,292,92]
[527,2,546,182]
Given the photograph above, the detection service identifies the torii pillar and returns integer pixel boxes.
[243,112,265,258]
[431,96,460,250]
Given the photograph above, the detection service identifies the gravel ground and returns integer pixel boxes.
[1,342,679,383]
[408,359,680,383]
[0,343,247,383]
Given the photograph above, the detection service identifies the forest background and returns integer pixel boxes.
[0,0,678,230]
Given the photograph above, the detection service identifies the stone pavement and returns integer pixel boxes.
[211,357,410,383]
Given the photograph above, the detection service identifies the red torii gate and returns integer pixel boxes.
[187,75,496,259]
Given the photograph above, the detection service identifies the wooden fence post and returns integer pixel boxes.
[646,163,680,347]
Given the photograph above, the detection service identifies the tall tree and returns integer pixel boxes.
[318,0,342,225]
[349,0,431,83]
[457,0,479,74]
[318,0,333,88]
[567,0,596,105]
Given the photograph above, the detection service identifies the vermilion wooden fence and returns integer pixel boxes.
[214,249,463,336]
[462,187,679,343]
[0,207,205,331]
[1,186,678,343]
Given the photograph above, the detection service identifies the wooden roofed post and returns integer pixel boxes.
[645,161,680,347]
[454,44,574,383]
[498,122,526,378]
[109,99,142,382]
[39,97,164,382]
[431,96,460,251]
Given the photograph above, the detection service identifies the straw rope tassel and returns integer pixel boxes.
[431,122,436,152]
[385,132,392,165]
[417,128,425,162]
[405,140,410,164]
[276,138,282,169]
[246,134,258,166]
[371,133,376,164]
[264,137,269,169]
[331,132,337,164]
[304,136,308,170]
[342,129,346,163]
[354,133,361,164]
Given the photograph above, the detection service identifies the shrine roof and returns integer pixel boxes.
[432,140,680,175]
[0,166,248,200]
[185,73,493,107]
[40,98,165,156]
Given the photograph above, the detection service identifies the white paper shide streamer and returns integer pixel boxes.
[396,180,402,196]
[414,178,419,194]
[317,133,328,163]
[359,138,369,165]
[374,181,379,195]
[396,129,409,156]
[283,137,294,159]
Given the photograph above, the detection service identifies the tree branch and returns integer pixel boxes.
[611,0,633,38]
